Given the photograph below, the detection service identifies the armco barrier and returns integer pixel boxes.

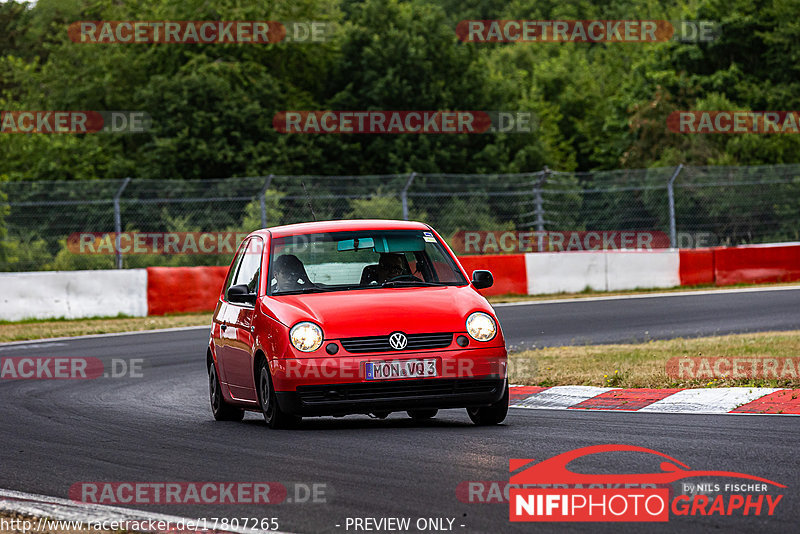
[0,269,147,321]
[146,266,228,316]
[714,243,800,286]
[523,250,679,294]
[605,250,679,290]
[458,254,527,296]
[679,248,715,286]
[3,243,799,320]
[524,252,606,294]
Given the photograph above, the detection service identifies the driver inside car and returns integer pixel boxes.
[272,254,312,292]
[375,252,419,284]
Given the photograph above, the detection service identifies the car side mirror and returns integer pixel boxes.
[471,270,494,290]
[227,283,256,304]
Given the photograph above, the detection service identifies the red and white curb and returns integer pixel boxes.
[510,385,800,415]
[0,488,292,534]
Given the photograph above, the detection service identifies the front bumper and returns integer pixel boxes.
[276,378,507,416]
[270,346,507,416]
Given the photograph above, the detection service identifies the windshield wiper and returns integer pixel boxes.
[380,280,450,288]
[274,286,340,295]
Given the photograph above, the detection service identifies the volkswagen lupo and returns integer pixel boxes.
[207,220,508,428]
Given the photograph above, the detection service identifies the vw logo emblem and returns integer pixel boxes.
[389,332,408,350]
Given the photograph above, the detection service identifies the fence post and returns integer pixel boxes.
[533,167,548,233]
[401,171,416,221]
[260,174,274,228]
[667,164,683,248]
[113,177,131,269]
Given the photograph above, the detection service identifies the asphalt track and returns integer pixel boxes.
[1,288,799,533]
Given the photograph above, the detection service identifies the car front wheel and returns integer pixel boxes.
[208,361,244,422]
[466,384,509,425]
[258,360,300,429]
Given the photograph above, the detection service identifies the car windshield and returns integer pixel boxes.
[268,230,468,295]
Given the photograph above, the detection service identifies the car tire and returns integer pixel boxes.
[208,361,245,422]
[407,409,438,420]
[258,360,300,429]
[466,384,509,425]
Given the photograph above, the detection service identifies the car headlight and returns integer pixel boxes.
[290,322,324,352]
[466,312,497,342]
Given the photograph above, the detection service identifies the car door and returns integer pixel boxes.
[213,240,248,389]
[220,236,264,401]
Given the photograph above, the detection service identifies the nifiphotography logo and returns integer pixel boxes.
[509,444,785,522]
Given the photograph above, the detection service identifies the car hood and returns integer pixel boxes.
[263,285,495,339]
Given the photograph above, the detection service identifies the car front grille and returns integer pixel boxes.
[296,379,499,404]
[340,332,454,353]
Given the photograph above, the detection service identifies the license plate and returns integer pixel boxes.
[365,359,438,380]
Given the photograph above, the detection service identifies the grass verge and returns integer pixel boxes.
[509,330,800,389]
[0,313,210,342]
[0,510,139,534]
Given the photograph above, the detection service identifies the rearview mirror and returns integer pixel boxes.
[337,238,375,252]
[471,270,494,290]
[226,284,256,304]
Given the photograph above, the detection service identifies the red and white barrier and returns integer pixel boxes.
[146,266,227,316]
[458,254,527,295]
[0,269,147,321]
[1,243,798,320]
[522,250,679,294]
[678,248,715,286]
[713,243,800,285]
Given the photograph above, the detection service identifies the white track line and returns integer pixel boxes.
[493,284,800,308]
[0,488,294,534]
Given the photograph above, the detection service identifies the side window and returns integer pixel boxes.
[233,237,264,295]
[425,244,463,283]
[223,239,249,297]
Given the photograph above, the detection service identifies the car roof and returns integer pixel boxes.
[252,219,431,239]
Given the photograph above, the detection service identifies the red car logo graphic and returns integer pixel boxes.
[510,444,785,487]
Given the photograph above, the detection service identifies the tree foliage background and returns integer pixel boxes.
[4,0,800,182]
[1,0,799,269]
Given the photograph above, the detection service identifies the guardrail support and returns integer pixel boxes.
[260,174,274,228]
[113,177,131,269]
[668,164,683,248]
[533,167,549,233]
[401,171,416,221]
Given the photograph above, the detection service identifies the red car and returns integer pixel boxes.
[207,220,508,428]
